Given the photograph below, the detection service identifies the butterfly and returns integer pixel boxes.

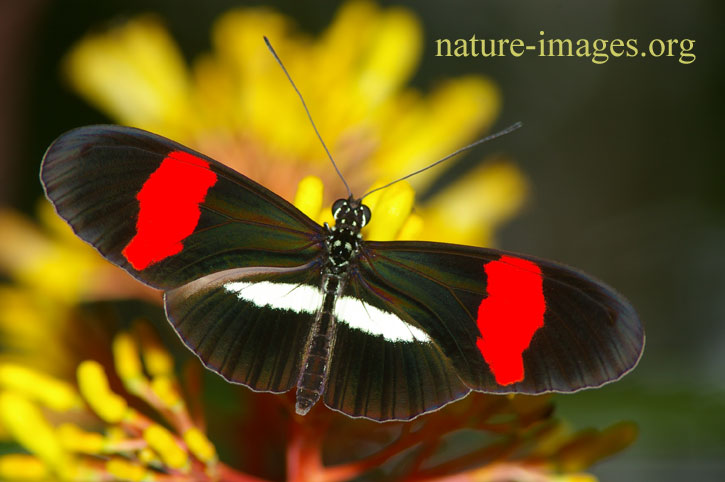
[39,39,643,422]
[40,123,644,421]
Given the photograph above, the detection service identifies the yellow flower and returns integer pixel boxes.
[0,391,70,471]
[0,202,158,306]
[0,323,222,481]
[0,454,49,481]
[63,0,525,247]
[0,363,81,412]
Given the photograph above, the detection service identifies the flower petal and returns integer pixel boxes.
[77,361,128,423]
[363,181,415,241]
[0,364,80,412]
[184,428,217,464]
[113,333,146,392]
[0,392,68,470]
[372,76,501,187]
[64,16,195,140]
[294,175,325,220]
[0,454,49,481]
[419,160,527,246]
[144,424,189,470]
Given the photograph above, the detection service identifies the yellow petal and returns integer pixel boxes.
[144,424,188,470]
[0,209,99,303]
[0,209,53,276]
[293,175,325,220]
[133,320,175,378]
[395,212,424,241]
[183,428,217,464]
[64,16,195,140]
[0,364,81,412]
[317,1,420,116]
[0,454,49,481]
[150,376,183,410]
[356,6,421,107]
[192,53,238,131]
[363,181,415,241]
[112,333,146,393]
[212,9,311,157]
[0,392,68,469]
[419,160,527,246]
[321,0,379,72]
[76,361,128,423]
[315,0,379,131]
[0,286,84,379]
[138,447,161,466]
[373,76,501,187]
[212,8,291,79]
[56,423,105,454]
[106,457,151,482]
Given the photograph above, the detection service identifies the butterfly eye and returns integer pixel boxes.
[332,199,347,218]
[360,204,371,227]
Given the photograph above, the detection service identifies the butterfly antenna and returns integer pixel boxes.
[360,122,523,200]
[264,36,352,198]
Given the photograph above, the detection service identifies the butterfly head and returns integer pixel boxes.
[331,198,371,232]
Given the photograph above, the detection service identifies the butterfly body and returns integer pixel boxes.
[41,125,644,421]
[296,199,369,414]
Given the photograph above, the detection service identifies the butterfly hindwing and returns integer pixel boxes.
[357,241,644,396]
[165,266,322,393]
[324,278,471,420]
[40,125,324,290]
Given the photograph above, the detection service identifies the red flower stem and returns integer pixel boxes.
[287,417,330,482]
[105,437,148,452]
[322,397,525,479]
[130,377,195,433]
[412,439,522,479]
[322,424,434,479]
[405,438,441,480]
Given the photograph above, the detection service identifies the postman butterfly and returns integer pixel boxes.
[40,38,644,421]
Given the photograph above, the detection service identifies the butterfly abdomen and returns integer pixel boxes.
[295,273,343,415]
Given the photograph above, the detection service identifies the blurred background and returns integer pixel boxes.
[0,0,722,480]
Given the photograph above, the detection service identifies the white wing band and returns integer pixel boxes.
[224,281,430,343]
[224,281,322,314]
[333,296,430,343]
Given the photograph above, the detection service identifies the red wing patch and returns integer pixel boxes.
[122,151,218,270]
[476,255,546,386]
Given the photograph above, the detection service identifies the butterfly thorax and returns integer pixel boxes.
[295,198,371,415]
[324,198,370,274]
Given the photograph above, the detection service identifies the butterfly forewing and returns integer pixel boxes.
[40,125,324,290]
[358,241,644,395]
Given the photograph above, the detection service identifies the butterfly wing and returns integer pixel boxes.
[324,279,471,420]
[323,240,643,419]
[164,266,324,393]
[40,125,325,290]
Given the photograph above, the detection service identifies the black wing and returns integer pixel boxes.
[164,266,323,393]
[323,240,643,419]
[41,125,325,290]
